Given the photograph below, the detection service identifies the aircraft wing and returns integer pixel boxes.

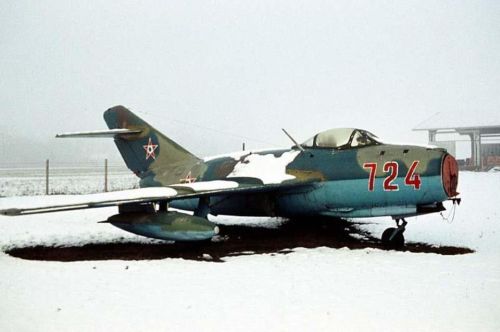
[0,187,178,216]
[0,179,316,216]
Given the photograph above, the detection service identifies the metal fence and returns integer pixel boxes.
[0,160,138,197]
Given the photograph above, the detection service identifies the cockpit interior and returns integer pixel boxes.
[301,128,381,150]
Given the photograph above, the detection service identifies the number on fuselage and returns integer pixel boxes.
[363,160,421,192]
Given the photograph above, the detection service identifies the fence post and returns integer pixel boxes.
[104,158,108,192]
[45,159,49,195]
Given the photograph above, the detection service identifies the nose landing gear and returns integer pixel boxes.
[381,218,407,249]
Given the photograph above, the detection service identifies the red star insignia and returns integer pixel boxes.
[143,137,158,160]
[180,171,196,184]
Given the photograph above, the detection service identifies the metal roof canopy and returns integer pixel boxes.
[413,113,500,168]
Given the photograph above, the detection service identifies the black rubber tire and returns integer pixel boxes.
[381,227,405,249]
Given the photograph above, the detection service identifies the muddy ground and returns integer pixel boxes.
[5,218,473,262]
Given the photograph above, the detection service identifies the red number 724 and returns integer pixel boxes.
[363,161,421,191]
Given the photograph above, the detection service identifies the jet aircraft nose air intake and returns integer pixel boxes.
[442,154,459,197]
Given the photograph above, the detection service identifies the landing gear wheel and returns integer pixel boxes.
[381,227,405,249]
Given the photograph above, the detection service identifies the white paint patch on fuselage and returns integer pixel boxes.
[202,148,286,162]
[227,150,300,184]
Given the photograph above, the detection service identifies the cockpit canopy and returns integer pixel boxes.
[301,128,381,149]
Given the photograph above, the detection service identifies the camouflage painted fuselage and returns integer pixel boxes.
[142,144,456,219]
[103,105,458,222]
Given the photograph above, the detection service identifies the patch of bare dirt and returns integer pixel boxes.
[5,218,474,262]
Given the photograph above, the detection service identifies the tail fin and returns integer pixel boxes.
[103,106,200,177]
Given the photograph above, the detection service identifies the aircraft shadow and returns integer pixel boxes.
[5,217,474,262]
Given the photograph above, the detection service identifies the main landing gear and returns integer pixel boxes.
[381,219,407,249]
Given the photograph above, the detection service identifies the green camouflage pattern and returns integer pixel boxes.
[105,106,453,219]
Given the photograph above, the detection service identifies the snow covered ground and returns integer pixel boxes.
[0,172,499,331]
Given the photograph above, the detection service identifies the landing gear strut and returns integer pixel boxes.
[381,219,407,249]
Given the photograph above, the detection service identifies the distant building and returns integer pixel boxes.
[413,113,500,170]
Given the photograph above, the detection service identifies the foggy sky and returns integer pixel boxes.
[1,1,499,165]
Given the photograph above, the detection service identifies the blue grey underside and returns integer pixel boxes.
[170,175,446,218]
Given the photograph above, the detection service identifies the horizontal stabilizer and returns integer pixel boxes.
[56,129,142,138]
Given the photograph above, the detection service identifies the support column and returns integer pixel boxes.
[470,131,481,169]
[428,130,437,143]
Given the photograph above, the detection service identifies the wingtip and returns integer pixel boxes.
[0,208,21,216]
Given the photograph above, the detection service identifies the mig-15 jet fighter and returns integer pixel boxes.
[0,106,460,247]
